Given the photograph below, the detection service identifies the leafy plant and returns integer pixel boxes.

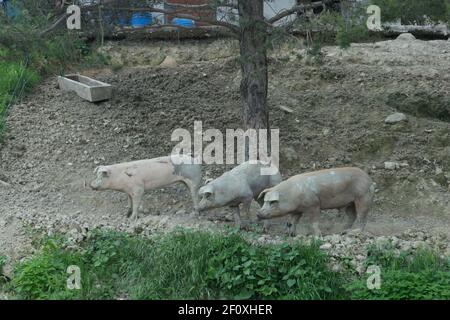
[370,0,450,25]
[346,246,450,300]
[208,238,346,300]
[11,239,86,299]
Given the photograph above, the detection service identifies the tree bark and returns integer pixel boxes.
[238,0,269,131]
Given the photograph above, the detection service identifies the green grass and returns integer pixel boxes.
[4,229,347,300]
[4,229,450,300]
[0,48,40,138]
[345,244,450,299]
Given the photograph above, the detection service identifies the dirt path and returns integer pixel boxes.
[1,37,450,272]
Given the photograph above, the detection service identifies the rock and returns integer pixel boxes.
[320,243,332,250]
[384,161,400,170]
[279,105,294,113]
[396,33,416,41]
[322,128,331,136]
[385,112,407,124]
[412,241,427,249]
[159,56,177,68]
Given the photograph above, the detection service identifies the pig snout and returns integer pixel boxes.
[197,198,210,212]
[89,180,99,190]
[256,204,272,220]
[90,178,105,190]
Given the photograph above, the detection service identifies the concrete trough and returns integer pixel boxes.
[58,74,113,102]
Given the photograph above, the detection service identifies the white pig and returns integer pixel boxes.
[90,154,202,219]
[257,167,374,236]
[197,161,282,228]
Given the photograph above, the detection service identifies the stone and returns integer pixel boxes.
[279,105,293,113]
[384,161,400,170]
[159,55,177,68]
[396,33,416,41]
[385,112,407,124]
[320,243,332,250]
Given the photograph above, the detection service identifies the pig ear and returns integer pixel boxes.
[266,191,279,202]
[200,184,214,196]
[258,188,272,201]
[204,178,213,184]
[98,167,110,177]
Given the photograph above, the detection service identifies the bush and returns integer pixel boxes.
[9,229,346,300]
[0,2,109,140]
[0,255,6,275]
[208,238,346,299]
[386,91,450,122]
[347,270,450,300]
[370,0,450,25]
[346,245,450,300]
[0,58,39,138]
[82,229,219,299]
[11,239,86,300]
[9,229,450,300]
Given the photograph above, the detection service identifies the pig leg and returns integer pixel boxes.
[240,199,254,230]
[286,213,302,236]
[130,188,144,220]
[231,206,242,229]
[126,195,133,218]
[183,179,200,213]
[256,197,271,232]
[305,207,321,237]
[343,203,357,231]
[354,195,371,231]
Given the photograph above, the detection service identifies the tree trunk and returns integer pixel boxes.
[238,0,269,131]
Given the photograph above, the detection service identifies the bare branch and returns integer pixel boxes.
[39,3,240,37]
[39,12,70,37]
[267,0,334,25]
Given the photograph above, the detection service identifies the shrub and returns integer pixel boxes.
[370,0,450,25]
[0,59,39,138]
[208,238,346,300]
[346,245,450,300]
[11,239,86,300]
[0,255,6,275]
[9,229,346,300]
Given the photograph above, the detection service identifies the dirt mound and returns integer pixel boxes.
[1,38,450,269]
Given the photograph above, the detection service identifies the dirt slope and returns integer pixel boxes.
[1,36,450,271]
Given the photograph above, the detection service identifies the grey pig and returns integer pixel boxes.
[257,167,374,236]
[198,161,282,228]
[90,154,202,219]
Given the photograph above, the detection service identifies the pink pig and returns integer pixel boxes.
[257,167,375,236]
[90,154,202,219]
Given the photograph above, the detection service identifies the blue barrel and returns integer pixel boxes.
[172,18,196,28]
[118,15,128,27]
[131,12,152,28]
